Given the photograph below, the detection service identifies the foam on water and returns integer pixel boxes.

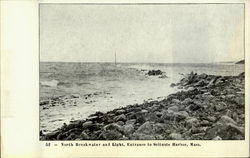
[40,62,244,132]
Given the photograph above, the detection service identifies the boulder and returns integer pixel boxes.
[214,102,226,111]
[175,111,189,121]
[123,124,135,136]
[82,121,93,129]
[148,70,163,76]
[168,105,179,112]
[168,133,183,140]
[217,115,237,125]
[80,131,90,140]
[114,114,127,122]
[115,109,126,115]
[186,117,199,128]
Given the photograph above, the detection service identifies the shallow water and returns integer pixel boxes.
[40,62,244,132]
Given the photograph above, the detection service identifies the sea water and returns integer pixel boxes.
[40,62,244,132]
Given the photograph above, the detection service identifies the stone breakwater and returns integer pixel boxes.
[40,72,245,140]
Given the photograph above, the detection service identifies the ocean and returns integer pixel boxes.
[40,62,244,132]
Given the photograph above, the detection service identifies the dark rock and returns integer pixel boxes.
[148,70,163,76]
[114,114,127,122]
[80,131,89,140]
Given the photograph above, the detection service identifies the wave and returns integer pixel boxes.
[40,80,59,87]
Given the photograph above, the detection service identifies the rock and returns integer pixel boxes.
[80,131,89,140]
[117,121,125,126]
[181,98,193,105]
[115,109,126,115]
[148,70,163,76]
[168,133,183,140]
[170,83,176,87]
[114,114,127,122]
[82,121,93,129]
[234,97,244,106]
[161,110,175,121]
[187,104,200,111]
[148,104,160,112]
[172,99,181,104]
[126,119,137,125]
[123,124,135,136]
[217,115,237,125]
[186,117,199,128]
[135,121,152,134]
[175,111,189,121]
[132,133,156,140]
[66,133,76,140]
[207,116,216,122]
[156,111,163,117]
[44,131,61,140]
[168,105,179,112]
[100,129,123,140]
[103,123,123,133]
[214,102,226,111]
[141,109,148,114]
[194,79,208,87]
[200,120,211,126]
[205,123,244,140]
[213,136,222,140]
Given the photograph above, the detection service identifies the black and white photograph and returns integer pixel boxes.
[39,4,245,140]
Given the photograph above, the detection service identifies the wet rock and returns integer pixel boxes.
[148,70,163,76]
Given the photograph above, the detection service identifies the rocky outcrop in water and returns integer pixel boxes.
[41,72,245,140]
[235,60,245,64]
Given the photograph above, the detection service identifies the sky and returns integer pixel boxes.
[40,4,244,63]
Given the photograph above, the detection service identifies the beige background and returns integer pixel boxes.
[1,0,249,157]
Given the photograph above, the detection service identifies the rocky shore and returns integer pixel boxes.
[40,72,245,140]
